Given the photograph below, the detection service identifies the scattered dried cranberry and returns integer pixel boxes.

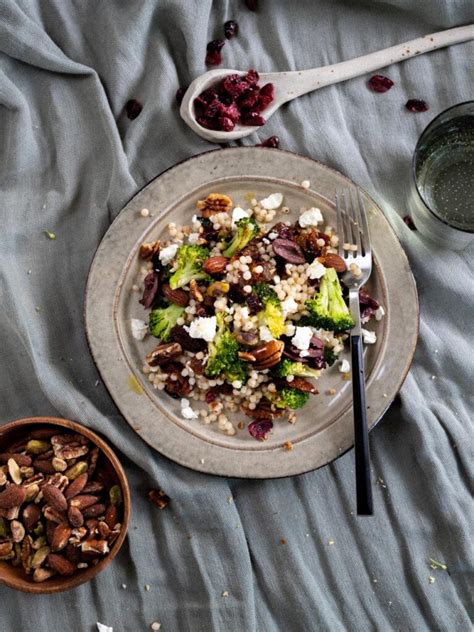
[245,0,258,10]
[257,135,280,148]
[205,39,225,66]
[224,20,239,39]
[125,99,143,120]
[139,272,159,309]
[240,111,266,126]
[367,75,394,93]
[359,287,380,323]
[244,69,259,85]
[248,420,273,441]
[246,293,264,314]
[403,215,417,230]
[175,87,187,105]
[406,99,429,112]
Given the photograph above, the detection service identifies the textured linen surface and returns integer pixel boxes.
[0,1,473,631]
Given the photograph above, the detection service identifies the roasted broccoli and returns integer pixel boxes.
[272,358,321,379]
[305,268,355,333]
[254,283,285,338]
[205,313,248,384]
[169,245,210,290]
[148,304,185,341]
[274,387,310,410]
[222,217,259,258]
[323,346,338,366]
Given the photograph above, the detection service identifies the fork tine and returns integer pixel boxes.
[343,190,353,257]
[335,191,345,258]
[357,190,371,257]
[349,189,362,254]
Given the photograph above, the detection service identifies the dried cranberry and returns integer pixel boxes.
[205,40,225,66]
[241,111,266,126]
[170,326,207,352]
[403,215,417,230]
[224,20,239,39]
[222,74,248,97]
[238,86,260,109]
[228,283,247,303]
[272,238,306,263]
[139,272,159,309]
[125,99,143,120]
[217,116,234,131]
[205,391,217,404]
[359,288,380,323]
[248,420,273,440]
[200,88,219,104]
[269,222,296,241]
[175,87,187,105]
[259,83,274,98]
[246,293,264,314]
[367,75,394,93]
[406,99,429,112]
[257,135,280,148]
[244,69,260,84]
[245,0,258,10]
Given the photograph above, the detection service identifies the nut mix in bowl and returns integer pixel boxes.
[132,191,384,441]
[0,417,129,593]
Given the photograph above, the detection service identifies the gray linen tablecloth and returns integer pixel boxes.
[1,1,473,630]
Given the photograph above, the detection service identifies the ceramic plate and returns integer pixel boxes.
[85,148,418,478]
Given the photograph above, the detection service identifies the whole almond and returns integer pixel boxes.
[318,253,347,273]
[0,484,27,509]
[64,472,88,499]
[104,504,118,529]
[33,459,56,475]
[50,524,72,552]
[42,485,68,513]
[68,505,84,528]
[0,453,32,467]
[23,502,42,531]
[70,495,100,510]
[82,503,106,519]
[162,284,189,307]
[47,553,76,576]
[82,481,103,495]
[203,256,227,275]
[43,506,68,525]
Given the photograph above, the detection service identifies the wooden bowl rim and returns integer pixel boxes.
[0,416,131,594]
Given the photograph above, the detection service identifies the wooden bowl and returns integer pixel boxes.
[0,417,131,594]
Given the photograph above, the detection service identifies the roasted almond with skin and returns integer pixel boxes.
[318,253,347,273]
[43,506,68,525]
[68,505,84,528]
[104,504,118,529]
[0,484,27,509]
[0,453,32,467]
[81,481,103,495]
[42,484,68,513]
[162,284,189,307]
[22,503,41,531]
[203,256,227,275]
[50,524,72,552]
[64,472,88,499]
[47,553,76,576]
[82,503,106,519]
[69,495,100,510]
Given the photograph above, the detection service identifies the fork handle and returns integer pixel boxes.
[351,335,373,516]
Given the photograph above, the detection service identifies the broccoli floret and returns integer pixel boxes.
[305,268,355,333]
[222,217,259,258]
[323,346,338,366]
[273,358,321,379]
[148,304,185,341]
[169,245,210,290]
[274,387,310,410]
[254,283,285,339]
[205,313,248,384]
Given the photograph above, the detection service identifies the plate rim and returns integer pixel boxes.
[85,147,419,478]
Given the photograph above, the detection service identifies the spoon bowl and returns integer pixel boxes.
[180,25,474,143]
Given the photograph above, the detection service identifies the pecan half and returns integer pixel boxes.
[146,342,182,367]
[147,489,170,510]
[189,279,204,302]
[162,284,189,307]
[251,340,284,369]
[139,240,160,260]
[285,377,318,394]
[203,256,227,275]
[196,193,232,217]
[238,351,256,362]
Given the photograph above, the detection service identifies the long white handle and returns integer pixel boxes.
[268,25,474,99]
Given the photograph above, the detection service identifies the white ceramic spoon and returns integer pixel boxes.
[180,25,474,143]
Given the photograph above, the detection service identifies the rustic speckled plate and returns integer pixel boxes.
[85,148,418,478]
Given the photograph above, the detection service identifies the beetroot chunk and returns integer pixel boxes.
[406,99,429,112]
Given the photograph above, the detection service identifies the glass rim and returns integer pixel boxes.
[412,100,474,234]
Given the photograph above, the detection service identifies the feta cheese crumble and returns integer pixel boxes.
[185,316,217,342]
[188,232,201,244]
[375,306,385,321]
[260,192,283,210]
[181,398,198,419]
[361,328,377,344]
[339,358,350,373]
[291,326,314,352]
[232,207,249,227]
[96,624,113,632]
[131,318,148,341]
[159,243,179,265]
[281,297,299,317]
[259,325,274,342]
[299,207,324,228]
[307,259,327,280]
